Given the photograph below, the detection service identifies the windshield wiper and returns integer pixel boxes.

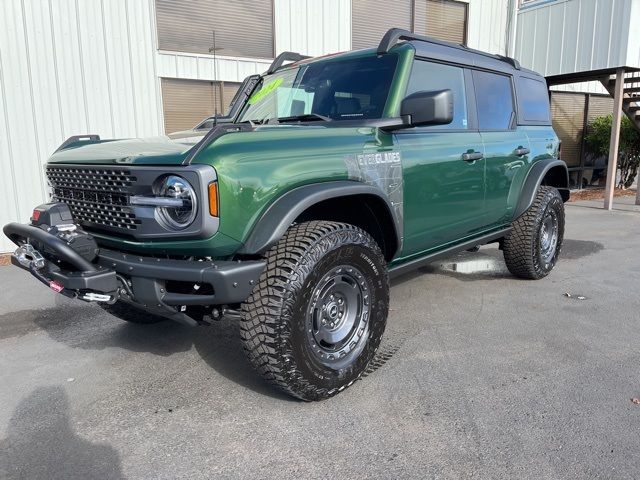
[276,113,332,123]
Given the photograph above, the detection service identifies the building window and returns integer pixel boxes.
[161,78,240,134]
[415,0,468,45]
[155,0,274,58]
[351,0,468,49]
[351,0,413,50]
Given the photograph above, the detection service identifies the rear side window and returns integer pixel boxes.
[518,77,551,123]
[472,70,515,130]
[406,60,468,129]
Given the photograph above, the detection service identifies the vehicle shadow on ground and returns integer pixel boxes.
[0,386,123,480]
[24,306,293,401]
[392,239,604,285]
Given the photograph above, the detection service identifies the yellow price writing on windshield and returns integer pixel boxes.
[248,78,283,104]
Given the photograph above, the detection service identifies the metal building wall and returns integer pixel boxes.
[467,0,510,54]
[515,0,636,77]
[0,0,352,253]
[0,0,161,252]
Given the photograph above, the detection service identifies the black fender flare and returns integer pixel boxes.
[513,158,569,219]
[237,181,401,256]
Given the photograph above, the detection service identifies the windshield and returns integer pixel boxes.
[238,54,399,123]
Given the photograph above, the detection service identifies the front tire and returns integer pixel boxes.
[240,221,389,401]
[503,186,565,279]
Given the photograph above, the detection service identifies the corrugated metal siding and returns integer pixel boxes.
[156,0,274,59]
[550,92,586,168]
[274,0,352,55]
[161,79,240,133]
[0,0,161,253]
[515,0,636,76]
[551,81,609,95]
[352,0,412,49]
[466,0,508,54]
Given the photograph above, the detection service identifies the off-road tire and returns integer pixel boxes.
[100,301,166,324]
[240,221,389,401]
[503,186,565,279]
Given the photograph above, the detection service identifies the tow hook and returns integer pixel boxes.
[79,292,115,303]
[15,244,45,270]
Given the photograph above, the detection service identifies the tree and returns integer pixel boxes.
[585,115,640,189]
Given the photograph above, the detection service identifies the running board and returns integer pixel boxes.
[389,228,511,279]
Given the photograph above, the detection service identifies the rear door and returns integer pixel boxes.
[396,60,486,257]
[471,70,530,227]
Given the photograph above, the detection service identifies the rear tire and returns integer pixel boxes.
[503,186,565,279]
[100,301,166,324]
[240,221,389,401]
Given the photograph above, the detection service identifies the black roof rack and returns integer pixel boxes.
[267,51,310,74]
[377,28,520,70]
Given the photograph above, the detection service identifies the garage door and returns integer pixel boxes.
[161,79,240,134]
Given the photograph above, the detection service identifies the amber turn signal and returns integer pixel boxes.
[208,182,219,217]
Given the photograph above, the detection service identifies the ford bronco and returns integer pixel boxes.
[3,29,568,400]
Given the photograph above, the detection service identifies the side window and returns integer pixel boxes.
[472,70,515,130]
[518,76,551,123]
[405,60,468,129]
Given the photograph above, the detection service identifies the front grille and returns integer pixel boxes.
[47,166,141,230]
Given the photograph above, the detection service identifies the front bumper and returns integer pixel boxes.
[3,222,264,323]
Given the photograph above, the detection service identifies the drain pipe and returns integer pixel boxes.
[505,0,519,58]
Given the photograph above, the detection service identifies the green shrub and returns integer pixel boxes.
[585,115,640,188]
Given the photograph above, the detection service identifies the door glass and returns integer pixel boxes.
[405,60,468,129]
[472,70,515,130]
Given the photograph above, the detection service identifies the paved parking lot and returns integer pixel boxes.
[1,201,639,479]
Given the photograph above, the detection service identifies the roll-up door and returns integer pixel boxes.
[161,79,240,134]
[415,0,468,45]
[550,92,586,168]
[351,0,412,50]
[156,0,274,58]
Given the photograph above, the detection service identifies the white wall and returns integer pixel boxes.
[467,0,510,55]
[274,0,352,55]
[0,0,161,252]
[0,0,353,252]
[515,0,637,77]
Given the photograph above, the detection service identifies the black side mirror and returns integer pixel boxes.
[400,89,453,127]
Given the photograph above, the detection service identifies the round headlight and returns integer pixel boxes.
[156,175,197,230]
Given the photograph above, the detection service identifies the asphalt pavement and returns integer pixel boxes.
[1,201,639,479]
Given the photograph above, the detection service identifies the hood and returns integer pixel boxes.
[48,135,205,165]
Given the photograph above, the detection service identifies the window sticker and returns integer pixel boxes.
[248,78,283,105]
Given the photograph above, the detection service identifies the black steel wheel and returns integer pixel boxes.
[240,221,389,401]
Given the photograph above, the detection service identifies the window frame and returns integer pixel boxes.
[397,56,478,134]
[469,68,518,133]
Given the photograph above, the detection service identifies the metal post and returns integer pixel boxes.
[604,68,625,210]
[636,168,640,205]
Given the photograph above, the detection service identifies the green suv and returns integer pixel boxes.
[4,29,568,400]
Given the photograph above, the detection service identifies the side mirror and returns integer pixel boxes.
[400,89,453,127]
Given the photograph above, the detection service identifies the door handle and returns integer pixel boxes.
[513,147,530,156]
[461,151,484,162]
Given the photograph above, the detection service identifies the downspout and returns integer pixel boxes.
[505,0,519,57]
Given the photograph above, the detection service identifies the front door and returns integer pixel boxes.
[395,60,486,257]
